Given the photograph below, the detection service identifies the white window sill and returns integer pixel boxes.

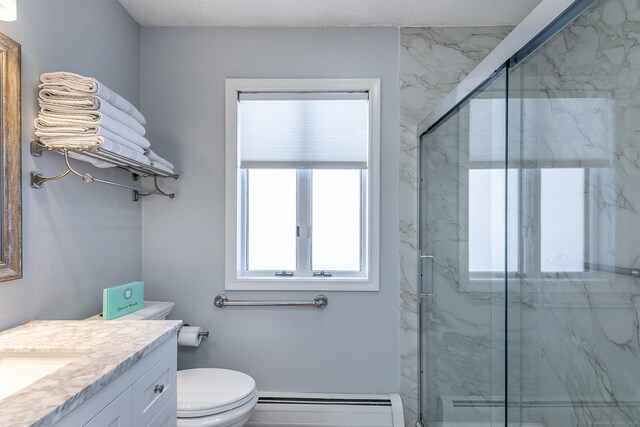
[225,277,379,292]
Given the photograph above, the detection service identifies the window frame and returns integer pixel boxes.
[225,78,381,291]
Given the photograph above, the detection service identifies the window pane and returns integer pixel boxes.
[540,168,585,272]
[469,169,519,272]
[311,170,361,272]
[247,169,297,271]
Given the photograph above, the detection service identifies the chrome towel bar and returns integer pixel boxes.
[214,294,328,309]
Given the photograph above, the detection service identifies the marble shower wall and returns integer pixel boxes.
[399,27,512,426]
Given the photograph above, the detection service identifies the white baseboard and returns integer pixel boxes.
[246,392,404,427]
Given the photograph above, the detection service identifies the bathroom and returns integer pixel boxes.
[0,0,637,426]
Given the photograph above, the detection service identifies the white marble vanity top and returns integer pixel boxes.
[0,319,181,427]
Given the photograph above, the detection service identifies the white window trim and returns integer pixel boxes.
[225,78,381,292]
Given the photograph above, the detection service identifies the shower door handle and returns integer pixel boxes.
[420,254,435,297]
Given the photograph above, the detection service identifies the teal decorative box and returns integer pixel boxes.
[102,282,144,320]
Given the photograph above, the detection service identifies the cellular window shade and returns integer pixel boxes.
[239,92,369,169]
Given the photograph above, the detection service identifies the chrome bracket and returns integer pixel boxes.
[30,140,49,157]
[132,175,175,201]
[314,295,329,308]
[214,294,228,308]
[31,170,71,188]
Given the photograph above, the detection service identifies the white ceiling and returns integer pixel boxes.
[118,0,542,28]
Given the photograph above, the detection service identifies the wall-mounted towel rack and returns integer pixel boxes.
[585,262,640,278]
[214,294,328,309]
[30,140,178,201]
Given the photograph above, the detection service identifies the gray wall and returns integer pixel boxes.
[140,27,401,393]
[0,0,142,329]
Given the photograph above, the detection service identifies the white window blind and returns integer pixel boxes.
[238,92,369,169]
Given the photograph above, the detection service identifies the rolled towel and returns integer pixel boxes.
[36,136,97,149]
[35,115,151,149]
[39,96,146,136]
[37,130,145,155]
[39,88,121,114]
[39,137,151,167]
[147,150,174,170]
[40,72,146,126]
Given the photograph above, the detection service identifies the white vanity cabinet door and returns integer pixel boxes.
[148,394,178,427]
[132,346,177,426]
[83,388,133,427]
[53,333,178,427]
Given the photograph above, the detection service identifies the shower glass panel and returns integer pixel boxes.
[419,1,640,426]
[419,71,510,425]
[508,0,640,425]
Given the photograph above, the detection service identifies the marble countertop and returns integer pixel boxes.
[0,320,182,427]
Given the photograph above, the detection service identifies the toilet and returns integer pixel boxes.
[176,368,257,427]
[87,301,259,427]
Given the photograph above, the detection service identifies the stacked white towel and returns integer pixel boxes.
[35,71,175,173]
[39,72,147,125]
[147,150,175,174]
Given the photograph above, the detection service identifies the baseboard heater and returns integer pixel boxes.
[246,392,405,427]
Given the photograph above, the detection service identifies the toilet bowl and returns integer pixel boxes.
[87,301,258,427]
[176,368,258,427]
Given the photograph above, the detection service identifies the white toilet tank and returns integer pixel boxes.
[86,301,175,321]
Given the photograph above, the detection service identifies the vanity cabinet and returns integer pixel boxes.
[53,332,177,427]
[132,347,176,426]
[83,388,132,427]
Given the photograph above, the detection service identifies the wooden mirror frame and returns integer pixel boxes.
[0,32,21,282]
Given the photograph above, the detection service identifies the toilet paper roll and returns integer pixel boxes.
[178,326,203,347]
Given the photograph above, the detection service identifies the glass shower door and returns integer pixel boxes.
[419,2,640,427]
[419,72,514,425]
[507,0,640,425]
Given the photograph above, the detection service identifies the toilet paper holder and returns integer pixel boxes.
[181,324,209,338]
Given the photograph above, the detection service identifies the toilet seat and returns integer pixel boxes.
[177,368,258,418]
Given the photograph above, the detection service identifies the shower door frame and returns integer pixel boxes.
[417,71,509,426]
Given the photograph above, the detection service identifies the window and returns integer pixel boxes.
[225,79,380,291]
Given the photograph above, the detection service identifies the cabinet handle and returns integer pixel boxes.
[154,384,165,393]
